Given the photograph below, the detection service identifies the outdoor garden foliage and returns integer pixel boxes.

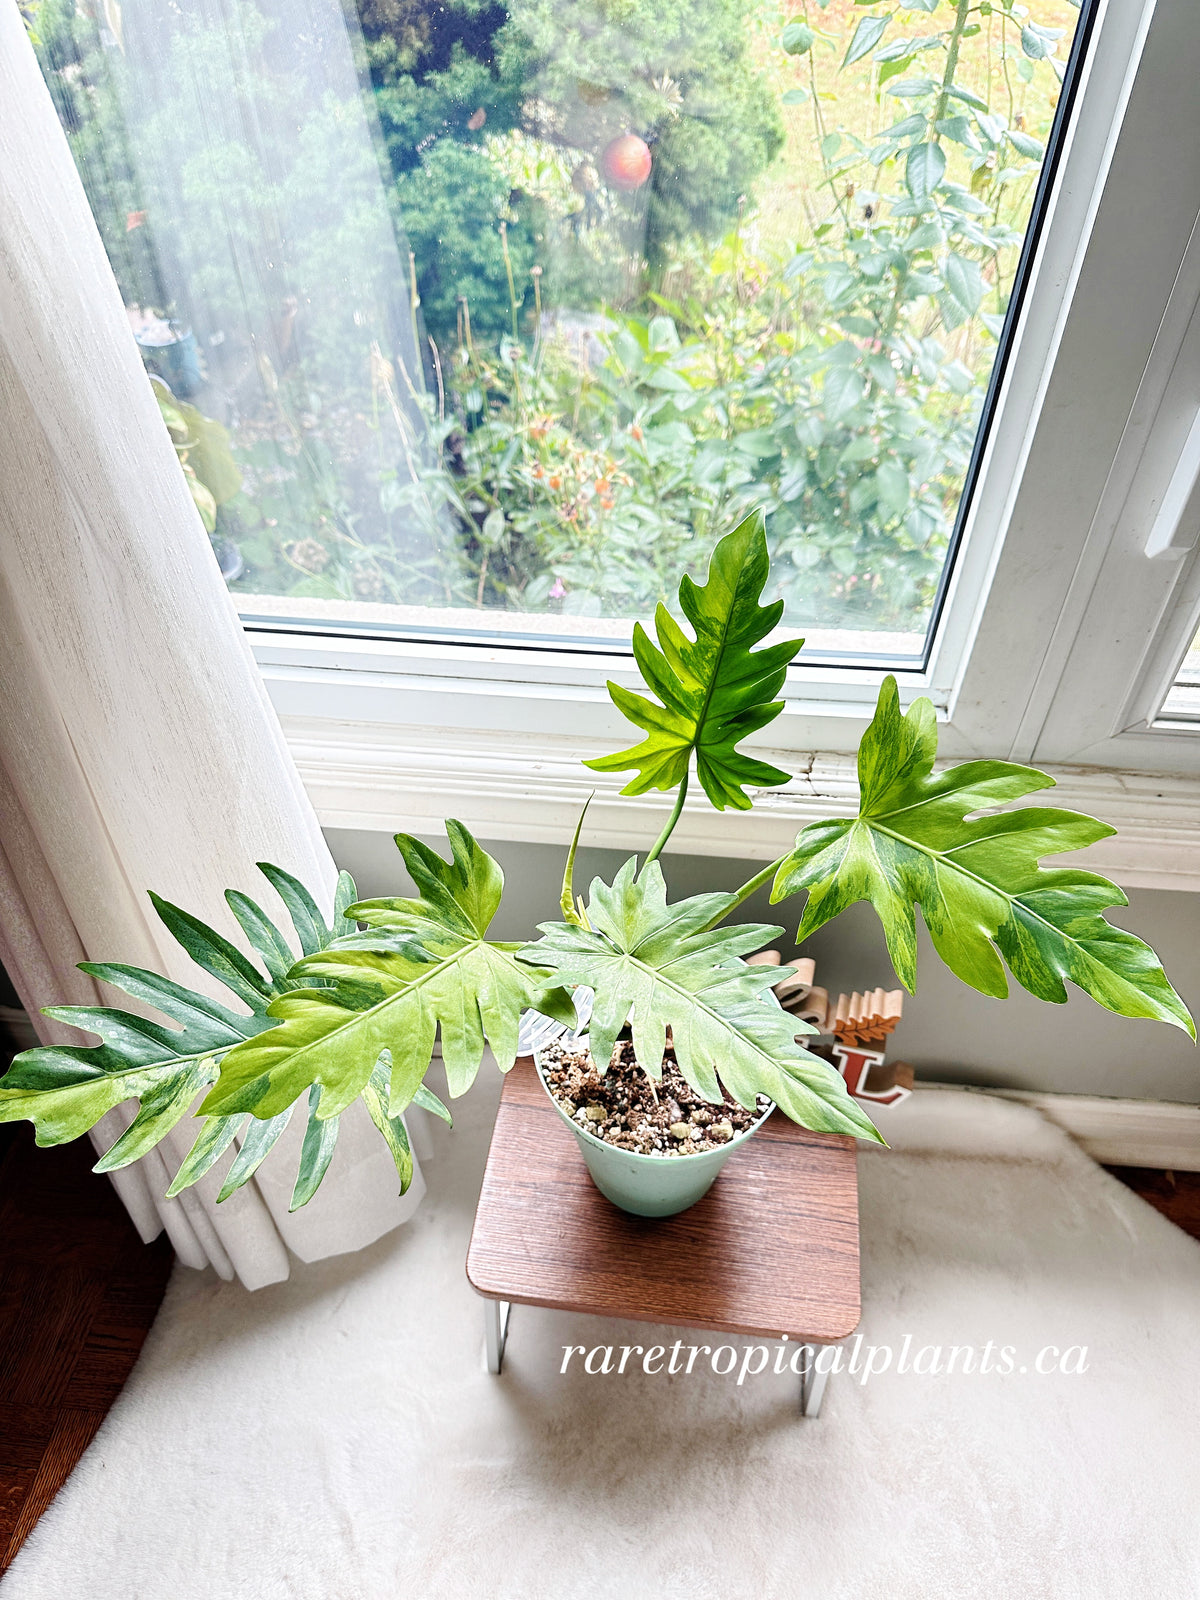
[27,0,1079,632]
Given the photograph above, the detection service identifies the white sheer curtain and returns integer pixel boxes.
[0,0,423,1290]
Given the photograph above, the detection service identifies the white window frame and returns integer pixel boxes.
[940,0,1200,774]
[248,0,1200,886]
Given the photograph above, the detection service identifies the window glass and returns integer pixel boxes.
[31,0,1084,660]
[1159,629,1200,724]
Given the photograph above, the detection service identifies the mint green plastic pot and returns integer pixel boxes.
[535,1046,773,1218]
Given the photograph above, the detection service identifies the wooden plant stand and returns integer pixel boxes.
[466,1059,861,1417]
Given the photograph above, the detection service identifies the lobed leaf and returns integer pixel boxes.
[217,1106,294,1203]
[0,1056,197,1149]
[149,892,274,1012]
[256,862,332,957]
[333,870,360,928]
[522,859,883,1142]
[0,977,269,1152]
[584,511,804,811]
[225,890,296,982]
[93,1059,217,1173]
[411,1081,453,1126]
[291,1086,339,1211]
[772,677,1195,1036]
[78,964,263,1039]
[362,1060,415,1193]
[201,825,575,1124]
[0,862,355,1190]
[165,1113,246,1197]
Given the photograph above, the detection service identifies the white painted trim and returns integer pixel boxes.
[943,0,1200,766]
[250,625,929,764]
[975,1087,1200,1171]
[286,714,1200,890]
[926,0,1156,711]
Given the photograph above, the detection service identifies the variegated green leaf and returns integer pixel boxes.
[333,869,359,928]
[225,889,296,982]
[256,861,354,957]
[77,964,259,1038]
[148,892,275,1012]
[522,859,883,1142]
[217,1106,294,1203]
[93,1058,218,1172]
[0,861,362,1208]
[411,1081,452,1126]
[0,989,268,1150]
[0,1056,196,1149]
[165,1113,245,1197]
[362,1060,414,1193]
[200,824,575,1124]
[291,1085,339,1211]
[772,677,1195,1035]
[583,511,804,810]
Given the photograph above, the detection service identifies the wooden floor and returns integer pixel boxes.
[0,1124,1196,1576]
[0,1122,173,1573]
[1107,1165,1200,1239]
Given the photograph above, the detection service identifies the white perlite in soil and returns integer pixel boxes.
[539,1037,770,1156]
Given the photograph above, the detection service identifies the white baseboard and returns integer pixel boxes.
[944,1086,1200,1170]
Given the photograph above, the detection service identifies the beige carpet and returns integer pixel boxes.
[4,1078,1199,1599]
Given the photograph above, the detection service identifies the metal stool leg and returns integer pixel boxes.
[484,1299,511,1374]
[799,1344,831,1417]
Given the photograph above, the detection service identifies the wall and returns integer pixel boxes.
[325,828,1200,1105]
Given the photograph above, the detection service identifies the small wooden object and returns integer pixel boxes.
[826,988,905,1048]
[467,1059,861,1407]
[750,952,913,1105]
[831,1046,915,1107]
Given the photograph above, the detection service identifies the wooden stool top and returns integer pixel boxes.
[466,1058,861,1344]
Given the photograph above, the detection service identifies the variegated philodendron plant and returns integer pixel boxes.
[1,515,1192,1208]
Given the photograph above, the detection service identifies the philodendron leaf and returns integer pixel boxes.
[165,1113,245,1197]
[773,677,1195,1035]
[291,1085,340,1211]
[257,862,358,957]
[148,893,275,1012]
[0,985,271,1154]
[217,1107,294,1203]
[362,1059,414,1193]
[584,511,804,810]
[225,890,296,983]
[92,1058,219,1173]
[412,1081,452,1126]
[151,861,360,1006]
[521,859,883,1143]
[0,862,361,1206]
[560,793,595,925]
[200,824,575,1124]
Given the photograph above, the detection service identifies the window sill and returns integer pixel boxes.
[277,706,1200,892]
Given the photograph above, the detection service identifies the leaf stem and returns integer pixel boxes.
[643,771,689,867]
[701,851,790,932]
[933,0,974,134]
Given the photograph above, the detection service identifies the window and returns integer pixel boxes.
[1161,635,1200,725]
[28,0,1200,873]
[34,0,1088,665]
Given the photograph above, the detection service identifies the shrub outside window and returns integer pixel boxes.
[31,0,1085,665]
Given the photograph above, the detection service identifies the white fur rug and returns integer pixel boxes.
[5,1081,1199,1600]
